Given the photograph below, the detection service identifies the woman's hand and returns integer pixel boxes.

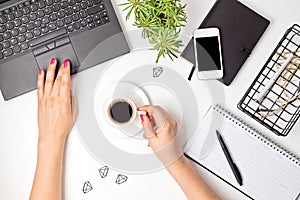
[138,105,182,165]
[37,58,74,144]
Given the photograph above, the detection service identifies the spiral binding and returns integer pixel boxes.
[214,105,300,167]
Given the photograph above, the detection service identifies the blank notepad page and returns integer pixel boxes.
[184,106,300,200]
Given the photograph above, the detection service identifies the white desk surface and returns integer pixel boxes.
[1,0,300,199]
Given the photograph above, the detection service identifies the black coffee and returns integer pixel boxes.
[109,100,133,124]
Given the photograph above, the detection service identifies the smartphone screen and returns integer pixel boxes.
[195,36,221,71]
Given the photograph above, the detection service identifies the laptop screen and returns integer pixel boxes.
[0,0,10,3]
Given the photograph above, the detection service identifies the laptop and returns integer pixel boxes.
[0,0,130,101]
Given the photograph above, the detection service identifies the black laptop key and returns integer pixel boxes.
[49,23,57,30]
[68,0,76,6]
[95,19,102,25]
[80,19,86,27]
[0,35,3,42]
[6,22,14,30]
[3,41,10,49]
[10,38,18,46]
[42,17,50,24]
[7,13,15,21]
[4,8,10,14]
[45,7,53,15]
[0,52,3,59]
[21,16,30,24]
[29,13,38,21]
[93,0,102,4]
[18,3,24,9]
[3,48,13,57]
[64,17,72,24]
[46,0,55,6]
[27,22,35,30]
[60,1,68,9]
[57,10,65,18]
[25,32,34,40]
[41,26,49,33]
[19,25,27,33]
[17,35,26,42]
[74,22,80,29]
[15,10,23,18]
[80,11,87,18]
[21,42,29,50]
[87,0,93,7]
[53,4,60,12]
[34,20,42,28]
[87,5,104,15]
[10,6,17,11]
[3,32,11,39]
[80,2,88,9]
[100,11,107,17]
[24,1,31,6]
[86,17,92,23]
[72,13,80,21]
[13,45,21,53]
[67,24,74,32]
[30,4,38,12]
[0,44,2,50]
[13,19,22,27]
[0,25,6,32]
[23,7,31,15]
[33,29,41,36]
[37,10,45,18]
[11,29,19,36]
[57,20,64,27]
[0,16,7,24]
[50,14,58,21]
[65,7,73,15]
[73,5,80,12]
[102,16,109,23]
[29,27,67,47]
[87,21,95,29]
[38,1,46,9]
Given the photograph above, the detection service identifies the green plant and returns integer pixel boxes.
[120,0,187,63]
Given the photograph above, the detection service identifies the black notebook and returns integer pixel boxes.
[182,0,270,85]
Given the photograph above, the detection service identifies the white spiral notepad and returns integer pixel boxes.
[184,105,300,200]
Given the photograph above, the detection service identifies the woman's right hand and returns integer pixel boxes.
[138,105,182,165]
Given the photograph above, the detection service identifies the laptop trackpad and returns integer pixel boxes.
[35,41,79,71]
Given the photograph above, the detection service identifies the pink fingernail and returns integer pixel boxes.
[39,69,43,75]
[64,60,69,68]
[50,58,55,64]
[140,115,144,123]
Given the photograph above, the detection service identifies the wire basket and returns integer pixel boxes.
[238,24,300,136]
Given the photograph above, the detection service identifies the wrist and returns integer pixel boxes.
[38,133,66,152]
[166,154,188,171]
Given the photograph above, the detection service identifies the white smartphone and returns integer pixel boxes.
[193,28,224,80]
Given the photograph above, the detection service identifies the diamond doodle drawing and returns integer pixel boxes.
[82,181,93,194]
[115,174,128,184]
[99,166,109,178]
[153,67,164,78]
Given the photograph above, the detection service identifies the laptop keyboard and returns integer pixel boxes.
[0,0,110,60]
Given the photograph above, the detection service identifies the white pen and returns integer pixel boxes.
[256,54,294,103]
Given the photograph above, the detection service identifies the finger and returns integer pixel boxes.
[138,105,154,116]
[60,60,71,102]
[141,114,156,139]
[44,58,57,96]
[37,69,45,101]
[52,63,64,96]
